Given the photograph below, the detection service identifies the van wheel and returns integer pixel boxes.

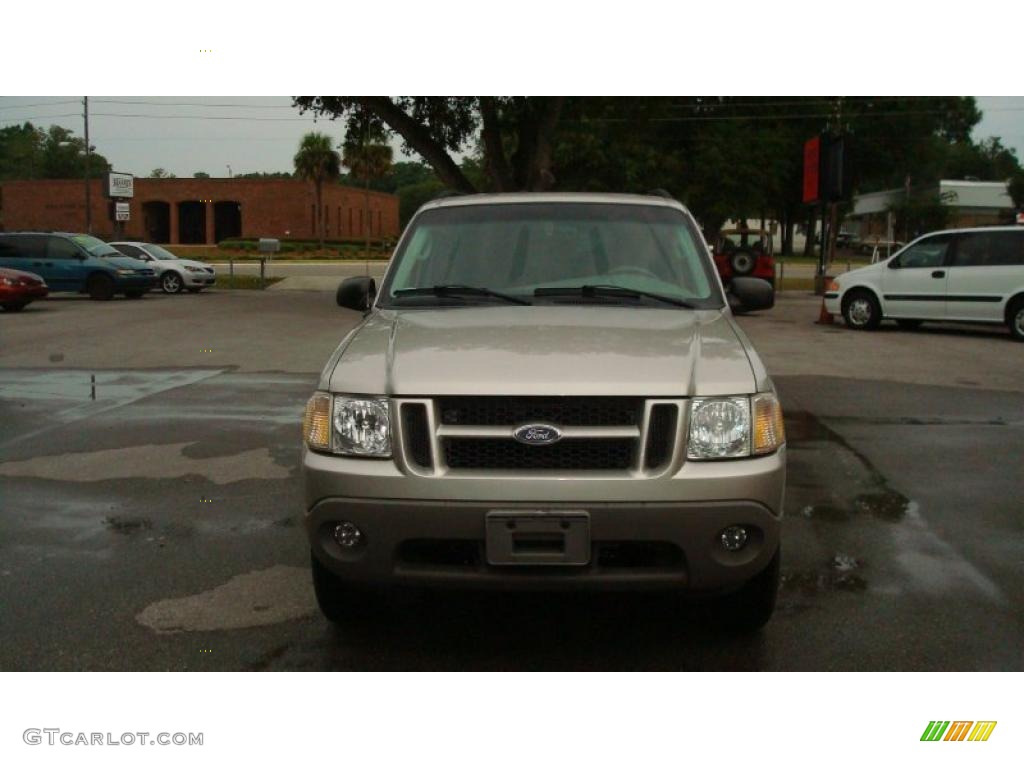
[896,319,922,330]
[842,289,881,330]
[87,274,115,301]
[713,547,780,633]
[161,272,183,294]
[311,552,377,624]
[2,301,28,312]
[1008,298,1024,342]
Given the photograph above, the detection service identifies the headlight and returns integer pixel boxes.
[304,393,391,456]
[687,396,750,459]
[0,277,14,286]
[185,266,204,273]
[687,393,784,460]
[333,396,391,456]
[115,269,135,276]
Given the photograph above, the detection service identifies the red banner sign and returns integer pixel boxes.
[803,137,821,204]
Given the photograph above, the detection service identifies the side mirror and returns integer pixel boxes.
[336,276,376,313]
[887,257,900,269]
[727,277,774,314]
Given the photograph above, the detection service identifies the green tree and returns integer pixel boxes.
[193,171,211,178]
[149,168,175,178]
[293,131,341,249]
[1009,170,1024,210]
[294,97,565,192]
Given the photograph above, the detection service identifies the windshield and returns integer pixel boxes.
[381,202,722,308]
[145,244,179,261]
[71,234,124,258]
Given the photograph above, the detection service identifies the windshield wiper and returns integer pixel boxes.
[393,284,531,305]
[533,284,697,308]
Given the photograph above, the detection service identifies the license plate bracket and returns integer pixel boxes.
[485,510,591,566]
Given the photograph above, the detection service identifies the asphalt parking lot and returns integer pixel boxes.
[1,289,1021,670]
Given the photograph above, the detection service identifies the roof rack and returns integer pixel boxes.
[646,188,675,200]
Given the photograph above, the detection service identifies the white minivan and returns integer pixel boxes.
[824,226,1024,341]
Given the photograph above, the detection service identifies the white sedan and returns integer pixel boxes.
[109,242,217,294]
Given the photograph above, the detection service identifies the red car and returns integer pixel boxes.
[0,267,49,312]
[712,228,776,289]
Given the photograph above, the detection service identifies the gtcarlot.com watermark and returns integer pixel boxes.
[24,729,203,747]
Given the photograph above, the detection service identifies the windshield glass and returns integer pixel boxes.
[145,244,179,261]
[381,202,721,308]
[71,234,124,258]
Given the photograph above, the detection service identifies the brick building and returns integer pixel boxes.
[0,178,400,245]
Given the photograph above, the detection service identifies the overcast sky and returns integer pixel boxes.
[1,96,1022,179]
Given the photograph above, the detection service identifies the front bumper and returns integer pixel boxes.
[182,270,216,287]
[303,447,785,591]
[823,292,840,316]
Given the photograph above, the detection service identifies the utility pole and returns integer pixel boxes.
[363,114,371,262]
[83,96,92,234]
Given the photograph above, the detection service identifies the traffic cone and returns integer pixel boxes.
[815,297,834,325]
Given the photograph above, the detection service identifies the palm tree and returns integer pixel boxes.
[293,132,341,250]
[343,135,394,254]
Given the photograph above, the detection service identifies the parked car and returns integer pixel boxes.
[712,227,776,289]
[824,226,1024,340]
[0,266,48,311]
[0,232,156,300]
[302,192,785,631]
[109,242,216,294]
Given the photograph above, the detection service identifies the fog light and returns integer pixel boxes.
[333,521,363,548]
[720,525,749,552]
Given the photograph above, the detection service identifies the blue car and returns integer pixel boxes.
[0,232,157,300]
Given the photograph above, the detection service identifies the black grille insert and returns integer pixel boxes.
[444,438,634,471]
[401,403,432,469]
[644,403,678,470]
[438,396,642,427]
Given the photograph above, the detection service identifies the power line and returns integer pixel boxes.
[91,112,328,122]
[92,99,296,109]
[0,100,81,111]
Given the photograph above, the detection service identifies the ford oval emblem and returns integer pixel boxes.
[513,424,563,446]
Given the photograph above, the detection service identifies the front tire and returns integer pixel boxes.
[124,290,145,299]
[714,547,780,633]
[842,289,882,330]
[86,273,115,301]
[161,271,184,294]
[311,552,377,624]
[2,301,29,312]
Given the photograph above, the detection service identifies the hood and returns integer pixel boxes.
[326,306,758,397]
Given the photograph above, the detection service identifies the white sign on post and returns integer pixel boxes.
[114,202,131,222]
[107,172,134,199]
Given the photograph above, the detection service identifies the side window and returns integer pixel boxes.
[115,244,144,258]
[988,231,1024,266]
[895,235,952,269]
[47,237,83,260]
